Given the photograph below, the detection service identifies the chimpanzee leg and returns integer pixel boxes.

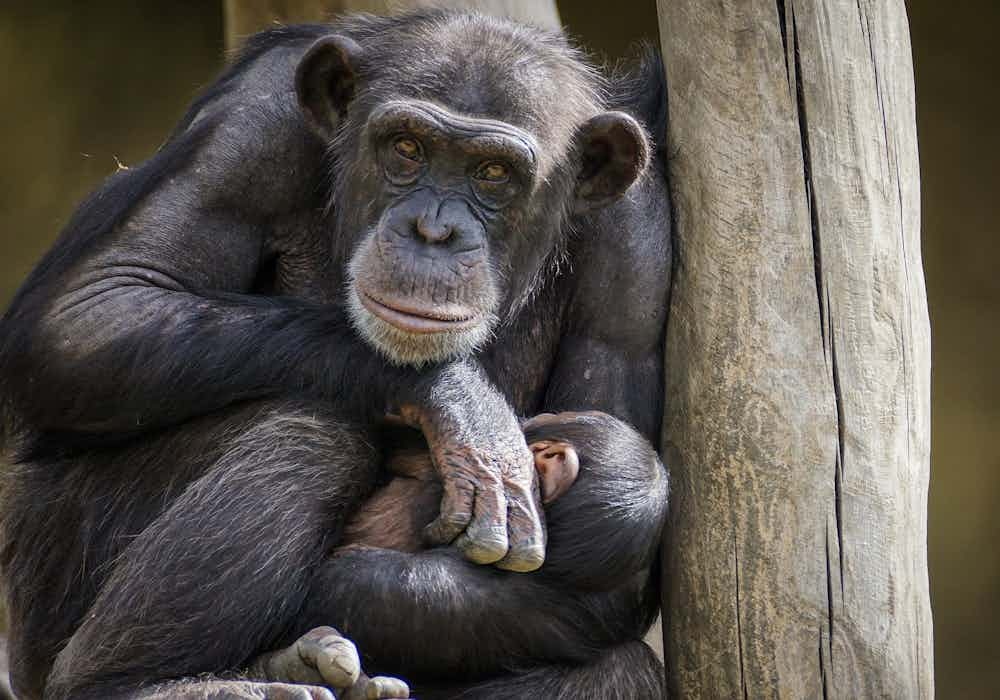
[417,640,664,700]
[43,400,381,700]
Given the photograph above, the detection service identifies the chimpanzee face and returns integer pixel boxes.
[296,20,649,365]
[341,99,543,365]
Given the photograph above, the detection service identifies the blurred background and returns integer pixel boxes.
[0,1,995,697]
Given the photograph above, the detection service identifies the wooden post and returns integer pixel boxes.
[224,0,559,50]
[655,0,932,697]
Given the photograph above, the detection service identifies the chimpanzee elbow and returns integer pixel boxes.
[0,298,118,440]
[0,314,53,441]
[0,323,67,438]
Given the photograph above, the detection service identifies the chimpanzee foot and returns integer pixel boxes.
[254,626,361,688]
[249,627,409,699]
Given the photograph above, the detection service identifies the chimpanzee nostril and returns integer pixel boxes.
[415,213,453,243]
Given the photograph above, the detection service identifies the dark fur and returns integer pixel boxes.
[0,10,672,700]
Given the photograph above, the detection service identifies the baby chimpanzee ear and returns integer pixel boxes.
[530,440,580,504]
[572,111,650,212]
[296,34,363,140]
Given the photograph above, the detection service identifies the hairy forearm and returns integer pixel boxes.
[0,286,436,436]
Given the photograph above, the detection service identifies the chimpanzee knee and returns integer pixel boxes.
[36,400,380,700]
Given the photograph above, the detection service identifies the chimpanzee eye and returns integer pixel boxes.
[475,161,510,183]
[393,137,423,161]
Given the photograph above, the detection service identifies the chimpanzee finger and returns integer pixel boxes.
[494,479,546,572]
[365,676,411,699]
[339,673,411,700]
[455,481,509,564]
[423,475,475,545]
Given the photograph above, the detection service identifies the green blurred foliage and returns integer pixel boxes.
[0,1,995,697]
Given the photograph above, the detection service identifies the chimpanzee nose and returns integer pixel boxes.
[415,211,453,243]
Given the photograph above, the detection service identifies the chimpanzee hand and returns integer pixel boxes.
[399,364,546,572]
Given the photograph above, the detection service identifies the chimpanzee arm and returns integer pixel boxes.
[542,166,672,443]
[295,546,654,680]
[0,150,382,436]
[0,103,488,442]
[0,68,543,566]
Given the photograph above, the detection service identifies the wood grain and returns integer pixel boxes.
[655,0,932,697]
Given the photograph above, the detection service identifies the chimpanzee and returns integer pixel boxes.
[0,9,671,700]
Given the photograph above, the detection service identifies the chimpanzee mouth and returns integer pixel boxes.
[359,289,480,334]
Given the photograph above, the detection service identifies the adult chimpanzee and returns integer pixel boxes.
[0,10,671,700]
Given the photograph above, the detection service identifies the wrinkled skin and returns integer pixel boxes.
[0,10,671,700]
[337,411,584,553]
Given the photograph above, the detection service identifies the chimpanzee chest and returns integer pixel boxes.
[480,292,566,417]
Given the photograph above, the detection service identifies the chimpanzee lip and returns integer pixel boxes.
[359,289,480,334]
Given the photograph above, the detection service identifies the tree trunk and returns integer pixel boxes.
[655,0,932,698]
[224,0,559,50]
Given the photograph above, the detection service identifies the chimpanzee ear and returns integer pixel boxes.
[572,111,650,212]
[529,440,580,504]
[295,34,363,140]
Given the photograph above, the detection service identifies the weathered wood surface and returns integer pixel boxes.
[224,0,559,50]
[656,0,932,697]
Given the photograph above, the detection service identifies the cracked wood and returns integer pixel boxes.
[656,0,932,697]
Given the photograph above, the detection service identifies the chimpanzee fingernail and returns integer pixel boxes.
[495,544,546,572]
[455,531,508,564]
[367,677,410,699]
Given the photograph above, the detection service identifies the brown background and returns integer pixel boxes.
[0,1,995,697]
